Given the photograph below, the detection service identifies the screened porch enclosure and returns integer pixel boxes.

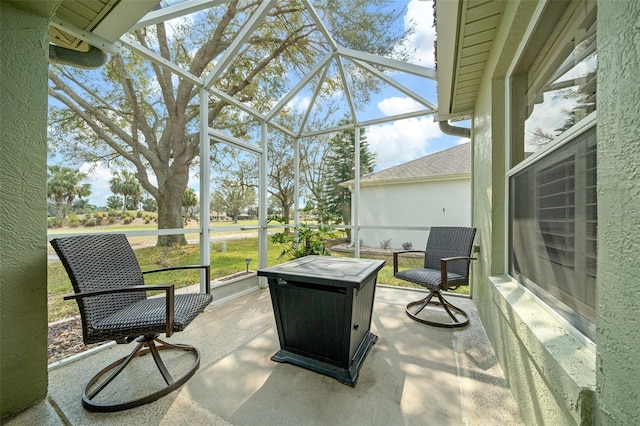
[46,0,445,291]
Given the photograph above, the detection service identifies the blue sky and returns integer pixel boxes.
[69,0,467,207]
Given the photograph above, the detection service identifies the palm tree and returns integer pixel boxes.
[110,170,141,214]
[182,188,198,224]
[65,180,91,217]
[47,165,91,218]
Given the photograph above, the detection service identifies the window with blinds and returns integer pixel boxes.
[508,0,597,341]
[510,127,596,340]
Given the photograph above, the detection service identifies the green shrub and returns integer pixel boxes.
[47,218,64,228]
[67,218,80,228]
[270,216,339,260]
[136,211,143,218]
[123,218,132,225]
[108,217,115,224]
[84,218,96,227]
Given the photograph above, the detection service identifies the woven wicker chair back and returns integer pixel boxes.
[51,234,147,340]
[423,227,476,278]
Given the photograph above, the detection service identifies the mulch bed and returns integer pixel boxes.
[47,271,256,364]
[48,318,101,364]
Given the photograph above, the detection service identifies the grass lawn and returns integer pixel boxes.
[47,233,469,323]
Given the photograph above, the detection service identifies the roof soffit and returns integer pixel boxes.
[436,0,506,121]
[48,0,159,53]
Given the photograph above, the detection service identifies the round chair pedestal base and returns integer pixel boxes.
[405,291,469,328]
[82,336,201,412]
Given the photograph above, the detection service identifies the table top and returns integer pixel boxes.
[257,256,385,287]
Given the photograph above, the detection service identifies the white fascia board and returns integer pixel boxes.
[435,0,461,118]
[93,0,160,40]
[337,46,436,80]
[433,111,473,122]
[50,17,122,54]
[340,173,470,188]
[131,0,232,32]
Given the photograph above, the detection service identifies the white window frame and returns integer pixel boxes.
[503,0,597,347]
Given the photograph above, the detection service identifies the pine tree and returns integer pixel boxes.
[323,122,375,237]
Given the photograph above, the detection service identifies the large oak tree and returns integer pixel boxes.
[48,0,408,245]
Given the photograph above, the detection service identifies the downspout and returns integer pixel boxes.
[438,118,474,297]
[438,119,470,139]
[49,44,107,69]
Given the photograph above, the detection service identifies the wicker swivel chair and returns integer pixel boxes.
[50,234,213,412]
[393,227,476,328]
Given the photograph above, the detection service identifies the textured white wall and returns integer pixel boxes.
[596,1,640,423]
[469,1,597,424]
[357,179,470,250]
[0,2,50,417]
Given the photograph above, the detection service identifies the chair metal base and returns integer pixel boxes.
[405,291,469,328]
[82,335,201,412]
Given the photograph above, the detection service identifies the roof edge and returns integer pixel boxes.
[435,0,462,118]
[340,173,470,188]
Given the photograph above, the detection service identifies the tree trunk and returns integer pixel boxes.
[155,177,188,247]
[282,204,291,234]
[341,195,351,241]
[55,199,65,219]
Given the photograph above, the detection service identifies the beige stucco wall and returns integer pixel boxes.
[0,2,51,418]
[595,1,640,424]
[357,178,471,250]
[470,1,598,424]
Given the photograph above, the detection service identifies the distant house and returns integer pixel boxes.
[341,143,471,250]
[209,211,227,221]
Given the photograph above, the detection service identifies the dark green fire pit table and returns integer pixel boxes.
[258,255,385,386]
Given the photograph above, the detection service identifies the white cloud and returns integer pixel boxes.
[367,116,442,170]
[79,163,162,207]
[290,94,312,113]
[524,88,580,151]
[377,97,424,116]
[402,0,436,67]
[79,162,113,207]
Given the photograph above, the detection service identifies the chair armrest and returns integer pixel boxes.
[64,284,177,338]
[143,265,211,294]
[393,250,426,274]
[439,257,477,291]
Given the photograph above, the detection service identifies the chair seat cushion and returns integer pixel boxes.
[395,268,465,291]
[91,293,213,341]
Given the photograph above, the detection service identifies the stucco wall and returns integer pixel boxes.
[595,1,640,423]
[470,1,596,424]
[0,3,50,418]
[357,179,471,249]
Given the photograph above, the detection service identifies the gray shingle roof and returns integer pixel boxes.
[343,142,470,186]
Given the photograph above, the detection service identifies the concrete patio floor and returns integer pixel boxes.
[7,286,523,425]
